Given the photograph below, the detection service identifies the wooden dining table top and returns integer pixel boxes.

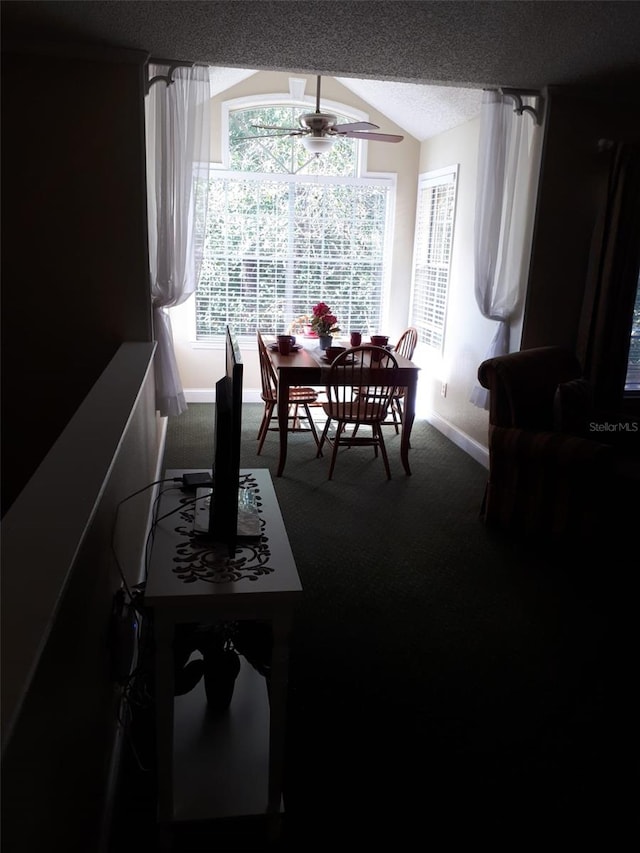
[265,337,419,372]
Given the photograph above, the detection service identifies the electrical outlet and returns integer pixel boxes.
[441,382,447,397]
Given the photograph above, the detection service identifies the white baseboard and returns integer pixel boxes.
[425,410,489,469]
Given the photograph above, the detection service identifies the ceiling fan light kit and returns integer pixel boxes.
[301,135,335,155]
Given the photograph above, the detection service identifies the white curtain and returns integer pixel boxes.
[469,90,539,409]
[146,64,211,417]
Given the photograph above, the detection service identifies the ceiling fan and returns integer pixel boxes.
[238,75,404,155]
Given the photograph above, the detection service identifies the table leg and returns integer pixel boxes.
[276,376,290,477]
[154,615,175,821]
[400,379,417,475]
[267,612,292,815]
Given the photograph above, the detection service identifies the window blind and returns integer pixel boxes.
[196,172,391,339]
[410,168,458,350]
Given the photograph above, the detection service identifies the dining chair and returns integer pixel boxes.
[317,346,399,479]
[387,326,418,433]
[256,332,322,454]
[351,326,418,438]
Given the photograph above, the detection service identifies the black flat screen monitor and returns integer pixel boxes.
[208,326,243,554]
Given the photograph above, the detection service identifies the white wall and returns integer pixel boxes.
[415,110,543,460]
[416,117,492,457]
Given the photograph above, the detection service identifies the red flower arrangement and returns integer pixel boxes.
[310,302,340,336]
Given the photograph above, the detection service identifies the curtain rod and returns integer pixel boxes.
[146,58,208,94]
[499,88,541,124]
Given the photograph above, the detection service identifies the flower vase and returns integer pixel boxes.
[319,335,333,351]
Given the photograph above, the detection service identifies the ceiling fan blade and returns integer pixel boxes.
[235,132,298,141]
[251,123,300,131]
[339,130,405,143]
[332,121,380,132]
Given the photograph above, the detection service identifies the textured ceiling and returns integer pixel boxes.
[335,77,483,141]
[3,1,640,140]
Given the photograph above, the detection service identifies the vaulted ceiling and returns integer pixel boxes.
[3,1,640,140]
[205,66,484,141]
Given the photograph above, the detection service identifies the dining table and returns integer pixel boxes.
[265,336,420,477]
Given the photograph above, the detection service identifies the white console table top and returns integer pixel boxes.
[145,468,302,613]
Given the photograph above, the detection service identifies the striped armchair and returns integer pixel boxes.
[477,346,614,540]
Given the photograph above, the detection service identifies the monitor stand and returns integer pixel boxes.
[192,486,261,539]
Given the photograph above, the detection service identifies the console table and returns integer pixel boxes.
[144,468,301,831]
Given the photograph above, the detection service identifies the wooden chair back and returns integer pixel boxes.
[256,331,321,453]
[387,327,418,431]
[319,346,400,478]
[325,346,399,421]
[394,326,418,360]
[257,331,278,403]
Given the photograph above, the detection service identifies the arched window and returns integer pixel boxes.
[229,104,360,177]
[195,100,395,339]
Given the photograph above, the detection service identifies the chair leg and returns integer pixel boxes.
[291,402,301,430]
[327,422,344,480]
[390,398,401,434]
[303,403,322,454]
[257,401,275,455]
[257,405,268,442]
[317,417,332,457]
[257,405,269,445]
[375,424,392,479]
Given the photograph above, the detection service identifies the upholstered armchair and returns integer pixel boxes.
[477,346,615,539]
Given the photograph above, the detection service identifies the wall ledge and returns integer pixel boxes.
[1,342,156,753]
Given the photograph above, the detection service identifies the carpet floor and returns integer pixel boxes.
[109,405,634,851]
